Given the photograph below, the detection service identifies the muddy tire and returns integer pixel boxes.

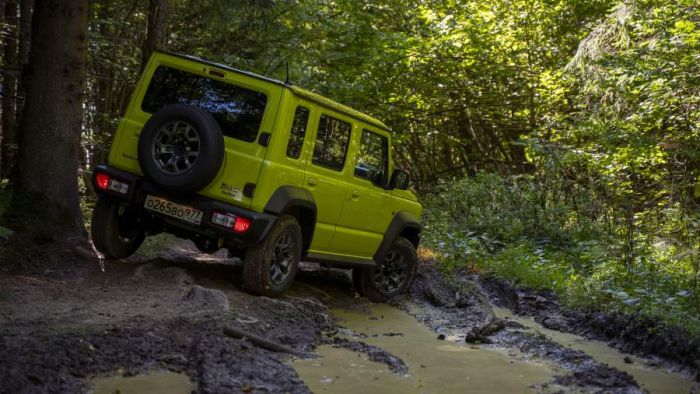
[91,198,145,259]
[360,236,418,303]
[244,215,302,297]
[137,104,224,194]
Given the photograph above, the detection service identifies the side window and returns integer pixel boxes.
[286,106,310,159]
[312,115,351,171]
[355,130,388,186]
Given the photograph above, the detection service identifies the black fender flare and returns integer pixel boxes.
[373,211,422,263]
[264,186,317,255]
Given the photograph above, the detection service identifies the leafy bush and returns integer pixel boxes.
[423,171,700,335]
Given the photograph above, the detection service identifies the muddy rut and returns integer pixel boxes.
[0,237,697,393]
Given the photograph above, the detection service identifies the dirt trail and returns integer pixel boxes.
[0,237,697,393]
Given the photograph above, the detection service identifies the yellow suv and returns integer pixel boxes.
[91,51,422,301]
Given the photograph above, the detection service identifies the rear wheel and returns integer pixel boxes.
[359,236,418,303]
[244,215,302,297]
[91,198,145,259]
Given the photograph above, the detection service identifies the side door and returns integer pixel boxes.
[251,94,316,213]
[329,127,392,257]
[303,110,353,251]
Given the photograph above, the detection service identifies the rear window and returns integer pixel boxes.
[141,66,268,142]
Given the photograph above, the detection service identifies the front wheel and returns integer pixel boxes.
[359,236,418,303]
[91,198,145,259]
[244,215,302,297]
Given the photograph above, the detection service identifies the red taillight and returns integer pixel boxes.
[95,172,129,194]
[211,211,250,233]
[96,173,110,190]
[233,217,251,233]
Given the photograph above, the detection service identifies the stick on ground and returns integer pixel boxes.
[223,326,317,358]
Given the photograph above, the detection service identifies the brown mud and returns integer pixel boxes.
[0,238,697,393]
[481,275,700,380]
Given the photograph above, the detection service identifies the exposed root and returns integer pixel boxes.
[223,326,316,358]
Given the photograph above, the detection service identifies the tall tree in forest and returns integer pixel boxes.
[0,0,94,266]
[141,0,169,71]
[1,0,17,178]
[0,0,4,172]
[16,0,32,121]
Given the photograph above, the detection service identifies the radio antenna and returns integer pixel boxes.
[285,62,291,85]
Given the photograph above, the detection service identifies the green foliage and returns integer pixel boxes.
[423,172,700,335]
[70,0,698,337]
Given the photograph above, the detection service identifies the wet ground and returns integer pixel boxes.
[292,305,557,393]
[0,237,698,393]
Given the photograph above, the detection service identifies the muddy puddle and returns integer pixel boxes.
[92,371,196,394]
[292,304,558,393]
[493,307,697,394]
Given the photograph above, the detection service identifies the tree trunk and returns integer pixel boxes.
[1,0,95,269]
[1,0,18,178]
[140,0,169,71]
[16,0,32,122]
[0,0,4,172]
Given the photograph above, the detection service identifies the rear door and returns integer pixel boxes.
[109,52,282,210]
[303,110,353,251]
[329,126,392,257]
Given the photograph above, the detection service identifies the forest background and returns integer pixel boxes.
[0,0,698,334]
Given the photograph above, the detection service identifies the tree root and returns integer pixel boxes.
[223,326,317,358]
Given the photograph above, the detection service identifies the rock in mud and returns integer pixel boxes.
[540,315,570,331]
[183,285,230,312]
[132,261,195,287]
[423,276,458,307]
[163,267,196,287]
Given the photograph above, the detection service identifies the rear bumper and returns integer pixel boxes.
[92,164,276,247]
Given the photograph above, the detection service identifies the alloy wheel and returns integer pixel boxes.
[372,250,408,294]
[151,121,200,175]
[270,233,295,285]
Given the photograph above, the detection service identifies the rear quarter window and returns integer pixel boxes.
[141,66,267,143]
[312,115,351,171]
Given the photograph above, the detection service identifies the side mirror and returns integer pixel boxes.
[389,169,411,190]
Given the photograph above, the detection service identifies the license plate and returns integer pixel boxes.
[144,195,203,225]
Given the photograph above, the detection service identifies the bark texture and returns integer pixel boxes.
[1,0,94,269]
[1,0,18,177]
[16,0,32,121]
[140,0,169,71]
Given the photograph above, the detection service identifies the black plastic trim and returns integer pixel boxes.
[92,164,277,246]
[264,185,317,255]
[305,252,376,268]
[264,185,316,217]
[373,211,422,263]
[243,183,256,198]
[258,132,271,147]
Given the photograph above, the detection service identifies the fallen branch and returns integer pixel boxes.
[464,314,506,344]
[223,326,317,358]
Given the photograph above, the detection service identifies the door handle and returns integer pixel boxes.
[351,189,360,199]
[308,177,317,187]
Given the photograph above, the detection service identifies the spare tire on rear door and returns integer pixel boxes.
[138,104,225,194]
